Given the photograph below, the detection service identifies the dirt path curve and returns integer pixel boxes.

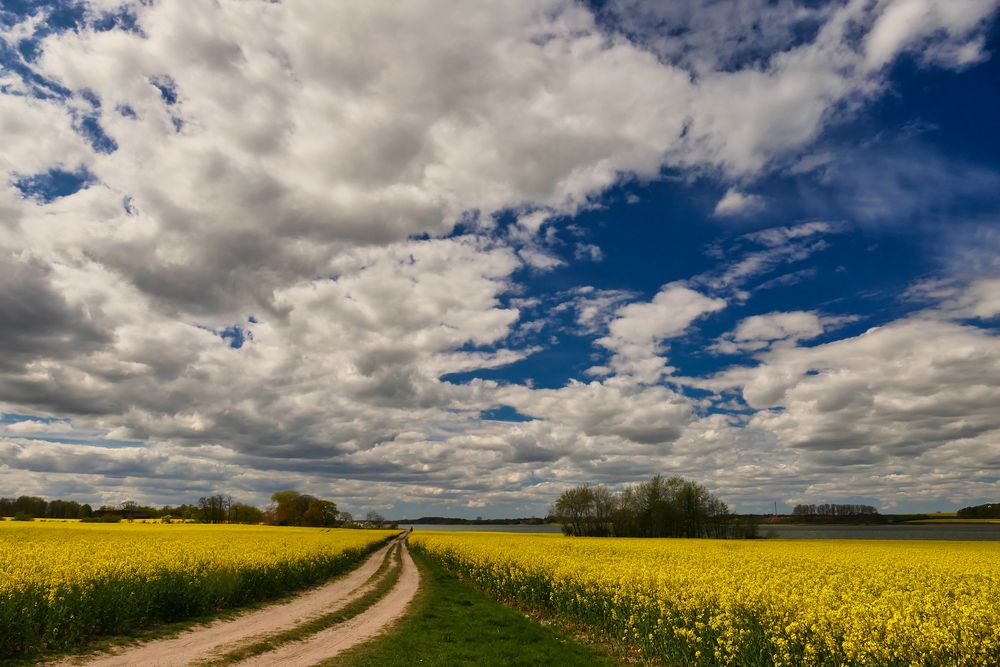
[235,541,419,667]
[47,538,402,667]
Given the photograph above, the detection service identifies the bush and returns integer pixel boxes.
[12,513,34,522]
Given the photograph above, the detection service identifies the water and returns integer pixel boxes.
[762,523,1000,541]
[400,523,1000,540]
[399,523,564,533]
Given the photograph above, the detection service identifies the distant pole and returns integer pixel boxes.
[774,501,777,516]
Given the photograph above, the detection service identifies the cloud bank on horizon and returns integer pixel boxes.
[1,0,999,516]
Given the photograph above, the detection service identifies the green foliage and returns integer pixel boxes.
[333,548,618,667]
[2,494,265,525]
[266,490,339,527]
[550,474,756,538]
[229,503,264,524]
[957,502,1000,519]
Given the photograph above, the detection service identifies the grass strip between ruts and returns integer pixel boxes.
[199,540,404,666]
[330,545,621,667]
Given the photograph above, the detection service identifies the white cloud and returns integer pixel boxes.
[4,420,73,435]
[863,0,996,71]
[742,221,838,247]
[518,247,566,272]
[503,380,694,446]
[712,310,858,354]
[906,275,1000,321]
[0,0,997,513]
[693,221,843,294]
[956,278,1000,319]
[573,243,604,262]
[713,188,765,217]
[708,318,1000,465]
[554,286,636,335]
[596,283,726,382]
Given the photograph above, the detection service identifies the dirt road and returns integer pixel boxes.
[235,542,419,666]
[48,535,416,667]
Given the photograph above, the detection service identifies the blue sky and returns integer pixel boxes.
[1,1,999,517]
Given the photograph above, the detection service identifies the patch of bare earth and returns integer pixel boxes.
[233,542,419,667]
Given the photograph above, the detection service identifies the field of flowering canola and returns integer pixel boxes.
[0,521,395,657]
[410,531,1000,666]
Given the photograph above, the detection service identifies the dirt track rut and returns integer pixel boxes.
[47,536,414,667]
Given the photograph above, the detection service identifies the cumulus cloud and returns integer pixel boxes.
[595,283,726,382]
[553,286,637,335]
[503,380,695,446]
[1,0,997,513]
[597,0,835,73]
[712,310,858,354]
[953,278,1000,319]
[713,188,764,217]
[518,247,566,272]
[707,318,1000,468]
[863,0,997,70]
[4,420,73,435]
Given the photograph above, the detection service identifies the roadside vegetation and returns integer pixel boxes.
[0,521,395,659]
[411,531,1000,666]
[334,545,619,667]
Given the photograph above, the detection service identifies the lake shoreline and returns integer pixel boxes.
[400,522,1000,540]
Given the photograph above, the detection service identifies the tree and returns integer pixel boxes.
[197,495,230,523]
[365,511,385,528]
[958,502,1000,519]
[302,499,338,527]
[550,486,595,537]
[590,485,616,537]
[551,475,745,539]
[792,503,878,518]
[266,490,339,527]
[229,502,263,524]
[12,496,46,518]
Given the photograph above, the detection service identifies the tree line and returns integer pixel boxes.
[548,475,758,539]
[0,496,93,520]
[791,503,879,517]
[957,502,1000,519]
[0,490,393,528]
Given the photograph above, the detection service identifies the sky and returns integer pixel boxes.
[1,0,999,518]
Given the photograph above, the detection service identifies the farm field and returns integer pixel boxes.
[904,518,1000,524]
[410,531,1000,666]
[0,521,396,659]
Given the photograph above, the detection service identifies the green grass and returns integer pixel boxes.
[331,547,621,667]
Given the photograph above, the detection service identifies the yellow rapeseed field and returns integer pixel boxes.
[410,531,1000,666]
[0,521,395,657]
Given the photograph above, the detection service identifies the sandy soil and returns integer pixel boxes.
[235,542,419,667]
[46,537,403,667]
